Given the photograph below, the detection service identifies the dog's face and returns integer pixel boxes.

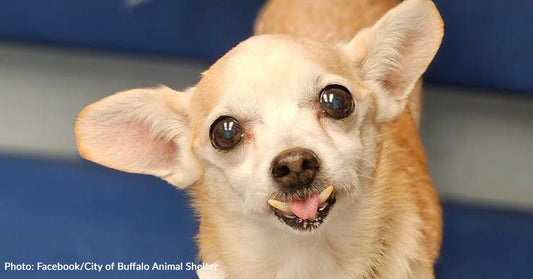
[75,0,443,232]
[190,36,375,231]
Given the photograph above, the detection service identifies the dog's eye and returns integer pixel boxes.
[210,116,244,151]
[319,85,354,119]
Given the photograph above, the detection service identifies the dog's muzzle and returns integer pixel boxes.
[268,148,336,231]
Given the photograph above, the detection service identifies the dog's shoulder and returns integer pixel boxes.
[379,109,442,263]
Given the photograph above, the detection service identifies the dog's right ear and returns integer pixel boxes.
[75,86,202,188]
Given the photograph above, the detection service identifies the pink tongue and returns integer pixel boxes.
[288,193,320,220]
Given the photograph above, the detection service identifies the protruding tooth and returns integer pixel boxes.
[319,186,334,203]
[268,199,291,213]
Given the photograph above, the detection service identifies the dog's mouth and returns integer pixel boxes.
[267,186,336,231]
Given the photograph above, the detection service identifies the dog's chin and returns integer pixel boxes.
[274,195,336,232]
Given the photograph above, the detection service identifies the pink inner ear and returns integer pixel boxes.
[94,119,177,175]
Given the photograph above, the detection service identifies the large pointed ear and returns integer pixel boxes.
[75,86,203,188]
[343,0,444,122]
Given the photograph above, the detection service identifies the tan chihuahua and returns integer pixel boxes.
[75,0,444,278]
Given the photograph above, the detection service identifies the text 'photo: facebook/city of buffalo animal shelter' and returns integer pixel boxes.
[0,0,532,278]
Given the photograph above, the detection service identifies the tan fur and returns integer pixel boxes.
[75,0,443,278]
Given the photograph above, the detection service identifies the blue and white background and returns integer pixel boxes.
[0,0,532,278]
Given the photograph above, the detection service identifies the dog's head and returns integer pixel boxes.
[75,0,443,232]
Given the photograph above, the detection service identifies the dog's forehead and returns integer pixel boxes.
[224,36,317,83]
[222,37,322,103]
[207,36,345,105]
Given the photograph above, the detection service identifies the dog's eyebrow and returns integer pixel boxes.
[218,105,261,124]
[315,73,353,91]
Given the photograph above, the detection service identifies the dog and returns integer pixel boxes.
[75,0,444,278]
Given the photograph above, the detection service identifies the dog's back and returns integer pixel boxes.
[255,0,397,42]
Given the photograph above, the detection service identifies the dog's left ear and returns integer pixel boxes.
[343,0,444,122]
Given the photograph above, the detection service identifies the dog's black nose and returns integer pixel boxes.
[271,148,320,189]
